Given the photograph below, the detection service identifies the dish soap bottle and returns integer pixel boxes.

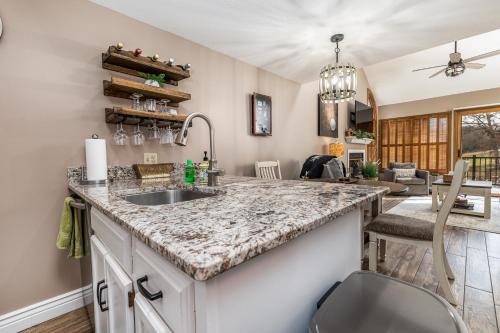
[184,160,195,184]
[199,151,209,184]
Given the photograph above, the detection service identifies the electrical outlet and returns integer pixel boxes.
[144,153,158,164]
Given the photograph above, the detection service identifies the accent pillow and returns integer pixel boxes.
[322,158,344,180]
[393,168,416,178]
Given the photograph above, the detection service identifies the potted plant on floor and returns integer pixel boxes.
[361,160,379,180]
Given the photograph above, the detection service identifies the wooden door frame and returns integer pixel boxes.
[453,105,500,165]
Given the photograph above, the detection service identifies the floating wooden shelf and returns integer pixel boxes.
[102,46,190,86]
[105,107,188,128]
[345,136,374,145]
[103,77,191,107]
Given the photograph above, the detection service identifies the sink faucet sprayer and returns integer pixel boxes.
[175,112,224,186]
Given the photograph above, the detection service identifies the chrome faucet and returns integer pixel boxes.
[175,112,224,186]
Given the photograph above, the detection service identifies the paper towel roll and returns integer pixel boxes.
[85,138,107,181]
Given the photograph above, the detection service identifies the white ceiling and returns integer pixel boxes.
[91,0,500,84]
[364,29,500,106]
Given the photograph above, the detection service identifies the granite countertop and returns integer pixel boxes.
[69,176,389,280]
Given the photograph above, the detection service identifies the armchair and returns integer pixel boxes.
[379,162,429,195]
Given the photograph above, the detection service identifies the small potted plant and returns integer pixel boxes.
[354,129,375,141]
[361,160,379,180]
[345,129,375,144]
[138,72,166,87]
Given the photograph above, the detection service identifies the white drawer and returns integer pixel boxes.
[91,208,132,275]
[132,237,195,333]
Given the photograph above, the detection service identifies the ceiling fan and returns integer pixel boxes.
[412,40,500,78]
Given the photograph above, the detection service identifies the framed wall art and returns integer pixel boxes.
[251,93,272,136]
[318,94,338,138]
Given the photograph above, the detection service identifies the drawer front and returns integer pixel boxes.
[132,237,195,333]
[91,208,132,275]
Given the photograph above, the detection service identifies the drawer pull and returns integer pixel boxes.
[137,275,163,301]
[97,279,109,312]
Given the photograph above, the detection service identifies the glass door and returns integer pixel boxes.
[455,106,500,184]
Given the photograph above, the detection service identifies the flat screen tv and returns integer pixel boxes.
[348,101,373,132]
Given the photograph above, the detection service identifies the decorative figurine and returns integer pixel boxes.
[116,42,124,50]
[165,58,175,66]
[151,54,160,61]
[134,48,142,56]
[180,63,191,71]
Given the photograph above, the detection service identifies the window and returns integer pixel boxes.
[379,112,451,174]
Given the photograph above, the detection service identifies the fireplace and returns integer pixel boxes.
[347,149,366,177]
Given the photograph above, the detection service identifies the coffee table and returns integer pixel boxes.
[356,180,409,195]
[432,179,492,219]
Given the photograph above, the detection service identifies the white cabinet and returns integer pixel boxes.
[91,209,195,333]
[91,234,134,333]
[105,254,135,333]
[132,238,195,333]
[90,236,109,333]
[135,294,173,333]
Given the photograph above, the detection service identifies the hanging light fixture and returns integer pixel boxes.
[319,34,357,103]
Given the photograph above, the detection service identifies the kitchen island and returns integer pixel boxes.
[69,175,388,333]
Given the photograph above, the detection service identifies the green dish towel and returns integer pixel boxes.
[56,197,89,258]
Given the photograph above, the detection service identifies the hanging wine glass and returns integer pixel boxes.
[131,124,145,146]
[113,123,129,145]
[147,120,161,140]
[160,125,174,145]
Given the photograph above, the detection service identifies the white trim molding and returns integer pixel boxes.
[0,285,92,333]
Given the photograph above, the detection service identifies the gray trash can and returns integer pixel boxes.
[310,271,467,333]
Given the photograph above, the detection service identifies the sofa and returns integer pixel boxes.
[379,162,430,195]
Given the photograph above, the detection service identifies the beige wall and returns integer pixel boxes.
[0,0,371,314]
[379,87,500,119]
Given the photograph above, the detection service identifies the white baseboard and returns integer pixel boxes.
[0,284,92,333]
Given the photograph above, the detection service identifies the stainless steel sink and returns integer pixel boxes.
[124,189,216,206]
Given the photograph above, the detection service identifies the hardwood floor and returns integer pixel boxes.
[375,196,500,333]
[21,307,92,333]
[23,196,500,333]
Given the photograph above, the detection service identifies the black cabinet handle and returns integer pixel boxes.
[96,279,104,305]
[97,279,109,312]
[137,275,163,301]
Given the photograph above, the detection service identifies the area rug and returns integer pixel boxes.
[386,195,500,234]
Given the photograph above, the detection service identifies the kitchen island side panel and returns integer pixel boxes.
[195,208,363,333]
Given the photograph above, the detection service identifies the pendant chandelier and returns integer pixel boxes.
[319,34,357,103]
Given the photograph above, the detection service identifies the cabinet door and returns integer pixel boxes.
[105,255,134,333]
[135,294,173,333]
[90,236,109,333]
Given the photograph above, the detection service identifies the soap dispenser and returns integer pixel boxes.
[198,152,209,184]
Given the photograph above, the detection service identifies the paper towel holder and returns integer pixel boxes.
[80,134,108,185]
[80,166,107,185]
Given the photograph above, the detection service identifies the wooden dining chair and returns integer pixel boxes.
[366,159,469,305]
[255,160,282,180]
